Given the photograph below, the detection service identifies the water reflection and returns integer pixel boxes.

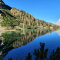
[0,29,57,57]
[56,29,60,36]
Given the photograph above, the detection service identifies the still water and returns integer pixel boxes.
[1,29,60,60]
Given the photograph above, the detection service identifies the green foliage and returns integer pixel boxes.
[2,31,21,45]
[0,3,59,30]
[0,10,18,28]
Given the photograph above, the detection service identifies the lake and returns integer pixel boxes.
[0,29,60,60]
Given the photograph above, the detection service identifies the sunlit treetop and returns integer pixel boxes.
[0,0,2,2]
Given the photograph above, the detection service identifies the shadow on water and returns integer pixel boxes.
[0,28,59,60]
[26,43,60,60]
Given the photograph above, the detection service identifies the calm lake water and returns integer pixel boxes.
[1,29,60,60]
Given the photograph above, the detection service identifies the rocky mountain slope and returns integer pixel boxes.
[56,19,60,26]
[0,0,59,30]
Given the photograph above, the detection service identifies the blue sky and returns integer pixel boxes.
[3,0,60,24]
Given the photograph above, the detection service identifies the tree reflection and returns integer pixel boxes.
[0,29,57,57]
[7,42,60,60]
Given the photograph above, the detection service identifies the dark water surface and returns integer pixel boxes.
[1,29,60,60]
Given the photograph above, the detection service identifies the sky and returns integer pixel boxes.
[3,0,60,24]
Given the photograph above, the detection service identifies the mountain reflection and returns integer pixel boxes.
[0,29,57,56]
[56,29,60,36]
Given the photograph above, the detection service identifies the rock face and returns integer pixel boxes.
[56,19,60,26]
[0,14,2,22]
[0,0,59,30]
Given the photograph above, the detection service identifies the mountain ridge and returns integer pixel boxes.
[0,0,59,30]
[0,0,11,10]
